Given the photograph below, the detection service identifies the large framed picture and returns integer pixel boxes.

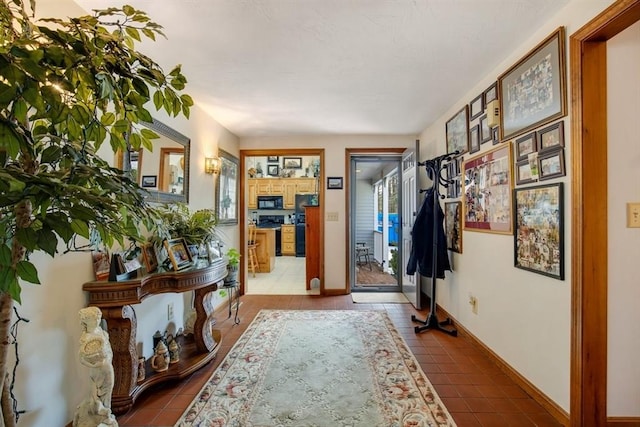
[446,105,469,155]
[282,157,302,169]
[445,202,463,253]
[164,238,193,271]
[498,27,567,141]
[463,142,513,234]
[514,183,564,280]
[216,149,239,225]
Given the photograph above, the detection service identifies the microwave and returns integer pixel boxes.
[257,195,284,210]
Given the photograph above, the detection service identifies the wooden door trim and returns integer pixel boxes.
[570,1,640,425]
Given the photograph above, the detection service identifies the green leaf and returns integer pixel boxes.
[153,90,164,110]
[70,219,90,238]
[141,28,156,41]
[140,128,159,140]
[16,227,38,251]
[123,5,136,16]
[13,99,28,124]
[113,119,130,134]
[0,244,11,267]
[40,146,63,164]
[16,261,40,285]
[37,228,58,257]
[101,112,116,126]
[125,27,141,42]
[0,267,21,303]
[180,94,194,107]
[0,122,21,158]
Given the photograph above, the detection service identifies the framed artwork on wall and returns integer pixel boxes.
[538,148,565,180]
[515,131,538,161]
[514,182,564,280]
[282,157,302,169]
[469,124,480,153]
[446,105,469,155]
[463,142,513,234]
[537,121,565,153]
[469,93,485,120]
[498,27,567,140]
[484,82,498,103]
[216,149,239,225]
[480,115,492,144]
[445,201,463,253]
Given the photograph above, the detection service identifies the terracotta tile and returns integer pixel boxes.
[463,397,495,412]
[450,412,482,427]
[475,412,511,426]
[166,393,198,409]
[433,384,459,398]
[125,408,159,425]
[437,363,465,374]
[485,397,521,413]
[454,384,484,398]
[441,396,471,412]
[512,398,546,413]
[149,409,184,426]
[502,412,537,426]
[476,384,507,398]
[421,362,443,374]
[500,384,530,398]
[525,412,564,426]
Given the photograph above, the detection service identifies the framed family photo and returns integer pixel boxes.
[514,182,564,279]
[164,238,193,271]
[498,27,567,140]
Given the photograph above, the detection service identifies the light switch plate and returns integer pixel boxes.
[326,212,339,221]
[627,203,640,228]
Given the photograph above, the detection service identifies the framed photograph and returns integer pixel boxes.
[537,121,565,153]
[463,142,513,234]
[514,183,564,280]
[142,243,158,273]
[480,115,491,144]
[164,238,193,271]
[91,250,111,281]
[499,27,567,140]
[538,148,565,180]
[469,125,480,154]
[469,93,485,120]
[446,105,469,155]
[492,127,500,145]
[282,157,303,169]
[267,156,279,163]
[216,149,239,225]
[141,175,157,188]
[484,82,498,103]
[327,176,343,189]
[515,159,538,185]
[445,202,463,253]
[267,164,279,176]
[515,132,538,161]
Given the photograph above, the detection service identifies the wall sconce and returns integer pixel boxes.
[204,157,220,174]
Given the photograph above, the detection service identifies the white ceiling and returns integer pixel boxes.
[71,0,569,137]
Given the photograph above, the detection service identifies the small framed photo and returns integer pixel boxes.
[492,127,500,145]
[538,148,565,180]
[484,82,498,103]
[515,159,538,185]
[267,164,279,176]
[479,115,491,144]
[537,121,565,153]
[282,157,302,169]
[469,93,485,120]
[91,250,111,281]
[327,176,343,190]
[515,132,538,161]
[267,155,279,163]
[142,243,158,273]
[164,238,193,271]
[469,124,480,153]
[141,175,157,188]
[445,201,462,253]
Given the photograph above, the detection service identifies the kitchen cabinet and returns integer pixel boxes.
[283,181,297,209]
[281,225,296,256]
[305,205,321,290]
[248,179,257,209]
[248,177,317,206]
[296,178,316,193]
[255,228,276,272]
[256,180,272,195]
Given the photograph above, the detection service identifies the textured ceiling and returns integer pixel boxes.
[70,0,570,137]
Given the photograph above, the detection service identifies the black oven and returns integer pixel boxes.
[257,195,283,210]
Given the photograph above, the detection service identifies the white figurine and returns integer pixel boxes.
[73,307,118,427]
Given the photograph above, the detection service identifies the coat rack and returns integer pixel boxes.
[411,151,458,336]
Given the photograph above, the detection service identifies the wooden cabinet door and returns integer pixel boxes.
[296,178,315,193]
[248,179,257,209]
[283,181,296,209]
[305,206,321,290]
[269,179,284,195]
[281,225,296,255]
[256,180,271,195]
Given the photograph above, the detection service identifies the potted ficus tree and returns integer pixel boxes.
[0,1,193,425]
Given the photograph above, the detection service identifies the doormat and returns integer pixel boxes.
[351,292,410,303]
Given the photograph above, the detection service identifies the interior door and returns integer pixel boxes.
[401,144,421,309]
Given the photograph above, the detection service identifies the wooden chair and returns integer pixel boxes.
[248,223,260,277]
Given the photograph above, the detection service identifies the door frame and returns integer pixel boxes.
[239,149,325,295]
[570,1,640,425]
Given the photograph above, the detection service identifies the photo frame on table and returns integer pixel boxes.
[445,201,463,253]
[469,93,485,120]
[91,249,111,281]
[282,157,303,169]
[484,82,498,103]
[141,175,157,188]
[514,182,564,280]
[463,142,513,234]
[515,131,538,161]
[498,27,567,141]
[142,243,158,273]
[515,159,538,185]
[538,148,565,180]
[469,125,480,153]
[267,164,279,176]
[480,115,492,144]
[267,155,279,163]
[446,105,469,155]
[327,176,343,189]
[164,238,193,271]
[537,121,564,153]
[216,149,239,225]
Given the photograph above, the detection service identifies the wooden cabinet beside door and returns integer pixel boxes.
[281,225,296,256]
[248,179,257,209]
[305,205,321,290]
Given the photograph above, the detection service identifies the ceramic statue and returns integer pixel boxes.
[151,340,170,372]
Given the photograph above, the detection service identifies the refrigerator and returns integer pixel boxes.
[294,194,318,257]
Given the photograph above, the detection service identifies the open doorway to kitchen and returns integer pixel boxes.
[348,151,404,293]
[239,149,324,296]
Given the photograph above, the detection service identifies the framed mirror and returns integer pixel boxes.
[120,118,191,204]
[216,149,239,225]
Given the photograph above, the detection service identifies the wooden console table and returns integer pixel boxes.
[82,258,227,415]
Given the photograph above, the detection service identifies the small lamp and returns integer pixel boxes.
[205,157,220,174]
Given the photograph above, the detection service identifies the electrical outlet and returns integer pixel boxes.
[167,303,174,321]
[627,203,640,228]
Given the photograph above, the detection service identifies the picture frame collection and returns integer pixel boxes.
[441,27,567,280]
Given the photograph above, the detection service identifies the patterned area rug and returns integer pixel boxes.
[176,310,456,426]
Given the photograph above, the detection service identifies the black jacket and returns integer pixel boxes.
[406,188,451,278]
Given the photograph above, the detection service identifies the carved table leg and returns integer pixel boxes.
[101,305,137,415]
[193,283,219,352]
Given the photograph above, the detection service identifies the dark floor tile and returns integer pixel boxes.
[475,412,510,427]
[451,412,482,427]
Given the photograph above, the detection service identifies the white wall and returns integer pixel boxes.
[606,20,640,417]
[240,135,415,290]
[416,0,616,413]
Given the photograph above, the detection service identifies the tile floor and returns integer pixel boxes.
[245,256,320,295]
[116,292,563,426]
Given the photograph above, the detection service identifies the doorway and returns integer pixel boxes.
[349,153,404,293]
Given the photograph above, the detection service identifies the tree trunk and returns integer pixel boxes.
[0,292,14,427]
